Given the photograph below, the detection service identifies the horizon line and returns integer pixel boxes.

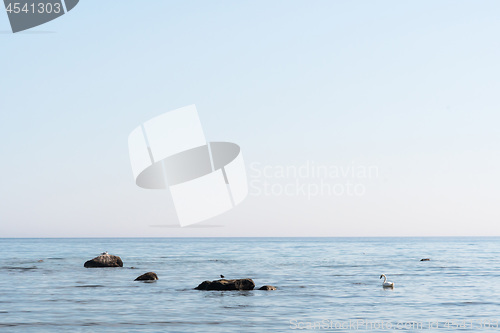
[1,235,499,239]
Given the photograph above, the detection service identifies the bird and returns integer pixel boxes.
[380,274,394,288]
[101,251,108,255]
[220,275,225,279]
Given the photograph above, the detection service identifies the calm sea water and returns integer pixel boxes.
[1,237,500,332]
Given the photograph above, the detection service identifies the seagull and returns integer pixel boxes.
[220,275,225,279]
[101,251,108,255]
[380,274,394,288]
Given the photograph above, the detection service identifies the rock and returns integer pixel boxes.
[420,258,431,261]
[84,253,123,268]
[195,278,255,291]
[258,285,277,290]
[134,272,158,281]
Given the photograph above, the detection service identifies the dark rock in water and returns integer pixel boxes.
[195,278,255,291]
[258,285,277,290]
[134,272,158,281]
[420,258,431,261]
[84,254,123,268]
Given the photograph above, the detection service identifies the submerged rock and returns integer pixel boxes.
[195,278,255,291]
[258,285,277,290]
[134,272,158,281]
[84,253,123,268]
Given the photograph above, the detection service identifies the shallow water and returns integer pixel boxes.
[1,237,499,332]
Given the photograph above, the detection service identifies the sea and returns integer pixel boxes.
[0,237,499,332]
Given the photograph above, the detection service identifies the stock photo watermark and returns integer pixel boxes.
[4,0,80,33]
[249,161,379,199]
[289,318,500,330]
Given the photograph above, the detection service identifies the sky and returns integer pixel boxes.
[1,0,500,237]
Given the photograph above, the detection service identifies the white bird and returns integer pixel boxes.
[380,274,394,288]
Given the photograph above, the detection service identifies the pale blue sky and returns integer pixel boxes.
[1,1,500,237]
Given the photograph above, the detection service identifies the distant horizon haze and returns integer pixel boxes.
[1,1,499,237]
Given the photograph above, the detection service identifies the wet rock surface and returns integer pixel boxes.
[258,285,277,290]
[84,254,123,268]
[195,278,255,291]
[134,272,159,281]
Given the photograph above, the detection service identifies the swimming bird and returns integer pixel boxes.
[220,275,225,279]
[380,274,394,288]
